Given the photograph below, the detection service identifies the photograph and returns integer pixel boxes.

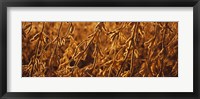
[1,0,199,98]
[22,22,178,77]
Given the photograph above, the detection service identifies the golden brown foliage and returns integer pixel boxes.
[22,22,178,77]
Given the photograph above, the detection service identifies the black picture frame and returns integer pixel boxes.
[0,0,199,99]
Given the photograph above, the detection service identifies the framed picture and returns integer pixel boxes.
[0,0,199,99]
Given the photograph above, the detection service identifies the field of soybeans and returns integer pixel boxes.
[22,22,178,77]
